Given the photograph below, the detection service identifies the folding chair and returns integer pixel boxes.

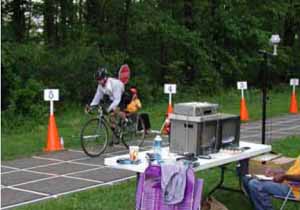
[136,164,204,210]
[273,182,300,210]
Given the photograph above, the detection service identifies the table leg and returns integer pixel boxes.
[208,164,243,196]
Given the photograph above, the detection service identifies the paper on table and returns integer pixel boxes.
[246,174,273,181]
[254,174,273,181]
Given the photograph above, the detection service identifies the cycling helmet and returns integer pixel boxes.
[95,67,107,80]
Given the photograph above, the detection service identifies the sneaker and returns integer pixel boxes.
[111,131,120,145]
[120,118,128,127]
[108,140,114,146]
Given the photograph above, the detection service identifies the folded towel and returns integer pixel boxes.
[161,163,188,205]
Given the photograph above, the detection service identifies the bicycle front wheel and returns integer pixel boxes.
[122,114,145,148]
[80,118,109,157]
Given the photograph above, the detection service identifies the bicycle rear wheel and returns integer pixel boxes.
[80,118,109,157]
[122,114,146,148]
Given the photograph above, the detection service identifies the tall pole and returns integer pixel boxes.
[261,53,268,144]
[260,34,280,144]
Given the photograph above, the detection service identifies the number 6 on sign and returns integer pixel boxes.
[44,89,59,115]
[44,89,59,101]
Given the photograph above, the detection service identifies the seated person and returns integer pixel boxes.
[242,155,300,210]
[125,87,152,133]
[125,87,142,114]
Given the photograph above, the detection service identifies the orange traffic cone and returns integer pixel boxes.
[166,103,173,114]
[240,98,249,121]
[44,114,64,152]
[289,92,298,114]
[161,103,173,135]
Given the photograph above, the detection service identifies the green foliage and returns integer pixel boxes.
[1,0,300,127]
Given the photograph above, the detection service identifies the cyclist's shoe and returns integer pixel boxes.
[120,118,129,127]
[108,140,114,146]
[110,134,120,146]
[111,129,120,145]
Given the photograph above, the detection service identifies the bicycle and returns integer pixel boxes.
[80,105,146,157]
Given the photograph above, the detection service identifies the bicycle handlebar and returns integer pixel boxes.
[85,104,109,116]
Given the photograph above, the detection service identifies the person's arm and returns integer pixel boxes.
[273,173,300,183]
[90,85,104,106]
[265,168,285,177]
[136,98,142,109]
[107,82,123,112]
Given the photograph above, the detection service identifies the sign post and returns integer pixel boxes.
[290,78,299,94]
[259,34,280,144]
[237,81,247,99]
[237,81,249,122]
[164,84,176,106]
[289,78,299,114]
[43,89,63,151]
[161,84,176,134]
[44,89,59,115]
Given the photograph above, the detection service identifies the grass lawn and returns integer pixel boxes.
[15,135,300,210]
[1,88,296,160]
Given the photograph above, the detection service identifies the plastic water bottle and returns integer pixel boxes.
[153,135,162,161]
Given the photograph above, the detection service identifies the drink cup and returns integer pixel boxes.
[129,146,139,161]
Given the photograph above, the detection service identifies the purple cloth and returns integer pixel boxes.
[136,164,203,210]
[161,163,187,205]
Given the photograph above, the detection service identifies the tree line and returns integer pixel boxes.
[1,0,300,119]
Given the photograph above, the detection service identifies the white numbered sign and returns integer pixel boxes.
[164,84,177,94]
[237,81,248,90]
[290,78,299,86]
[44,89,59,101]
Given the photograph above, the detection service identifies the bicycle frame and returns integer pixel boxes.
[81,105,145,157]
[96,106,124,144]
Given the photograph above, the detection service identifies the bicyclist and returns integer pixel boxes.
[86,67,126,112]
[86,67,130,135]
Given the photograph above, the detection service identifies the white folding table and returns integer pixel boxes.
[104,141,271,194]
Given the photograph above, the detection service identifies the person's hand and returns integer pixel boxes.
[265,168,285,177]
[85,104,91,113]
[273,173,286,183]
[107,108,114,115]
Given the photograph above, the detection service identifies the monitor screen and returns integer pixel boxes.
[217,116,240,149]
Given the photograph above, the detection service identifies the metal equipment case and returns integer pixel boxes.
[169,113,240,155]
[174,102,218,116]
